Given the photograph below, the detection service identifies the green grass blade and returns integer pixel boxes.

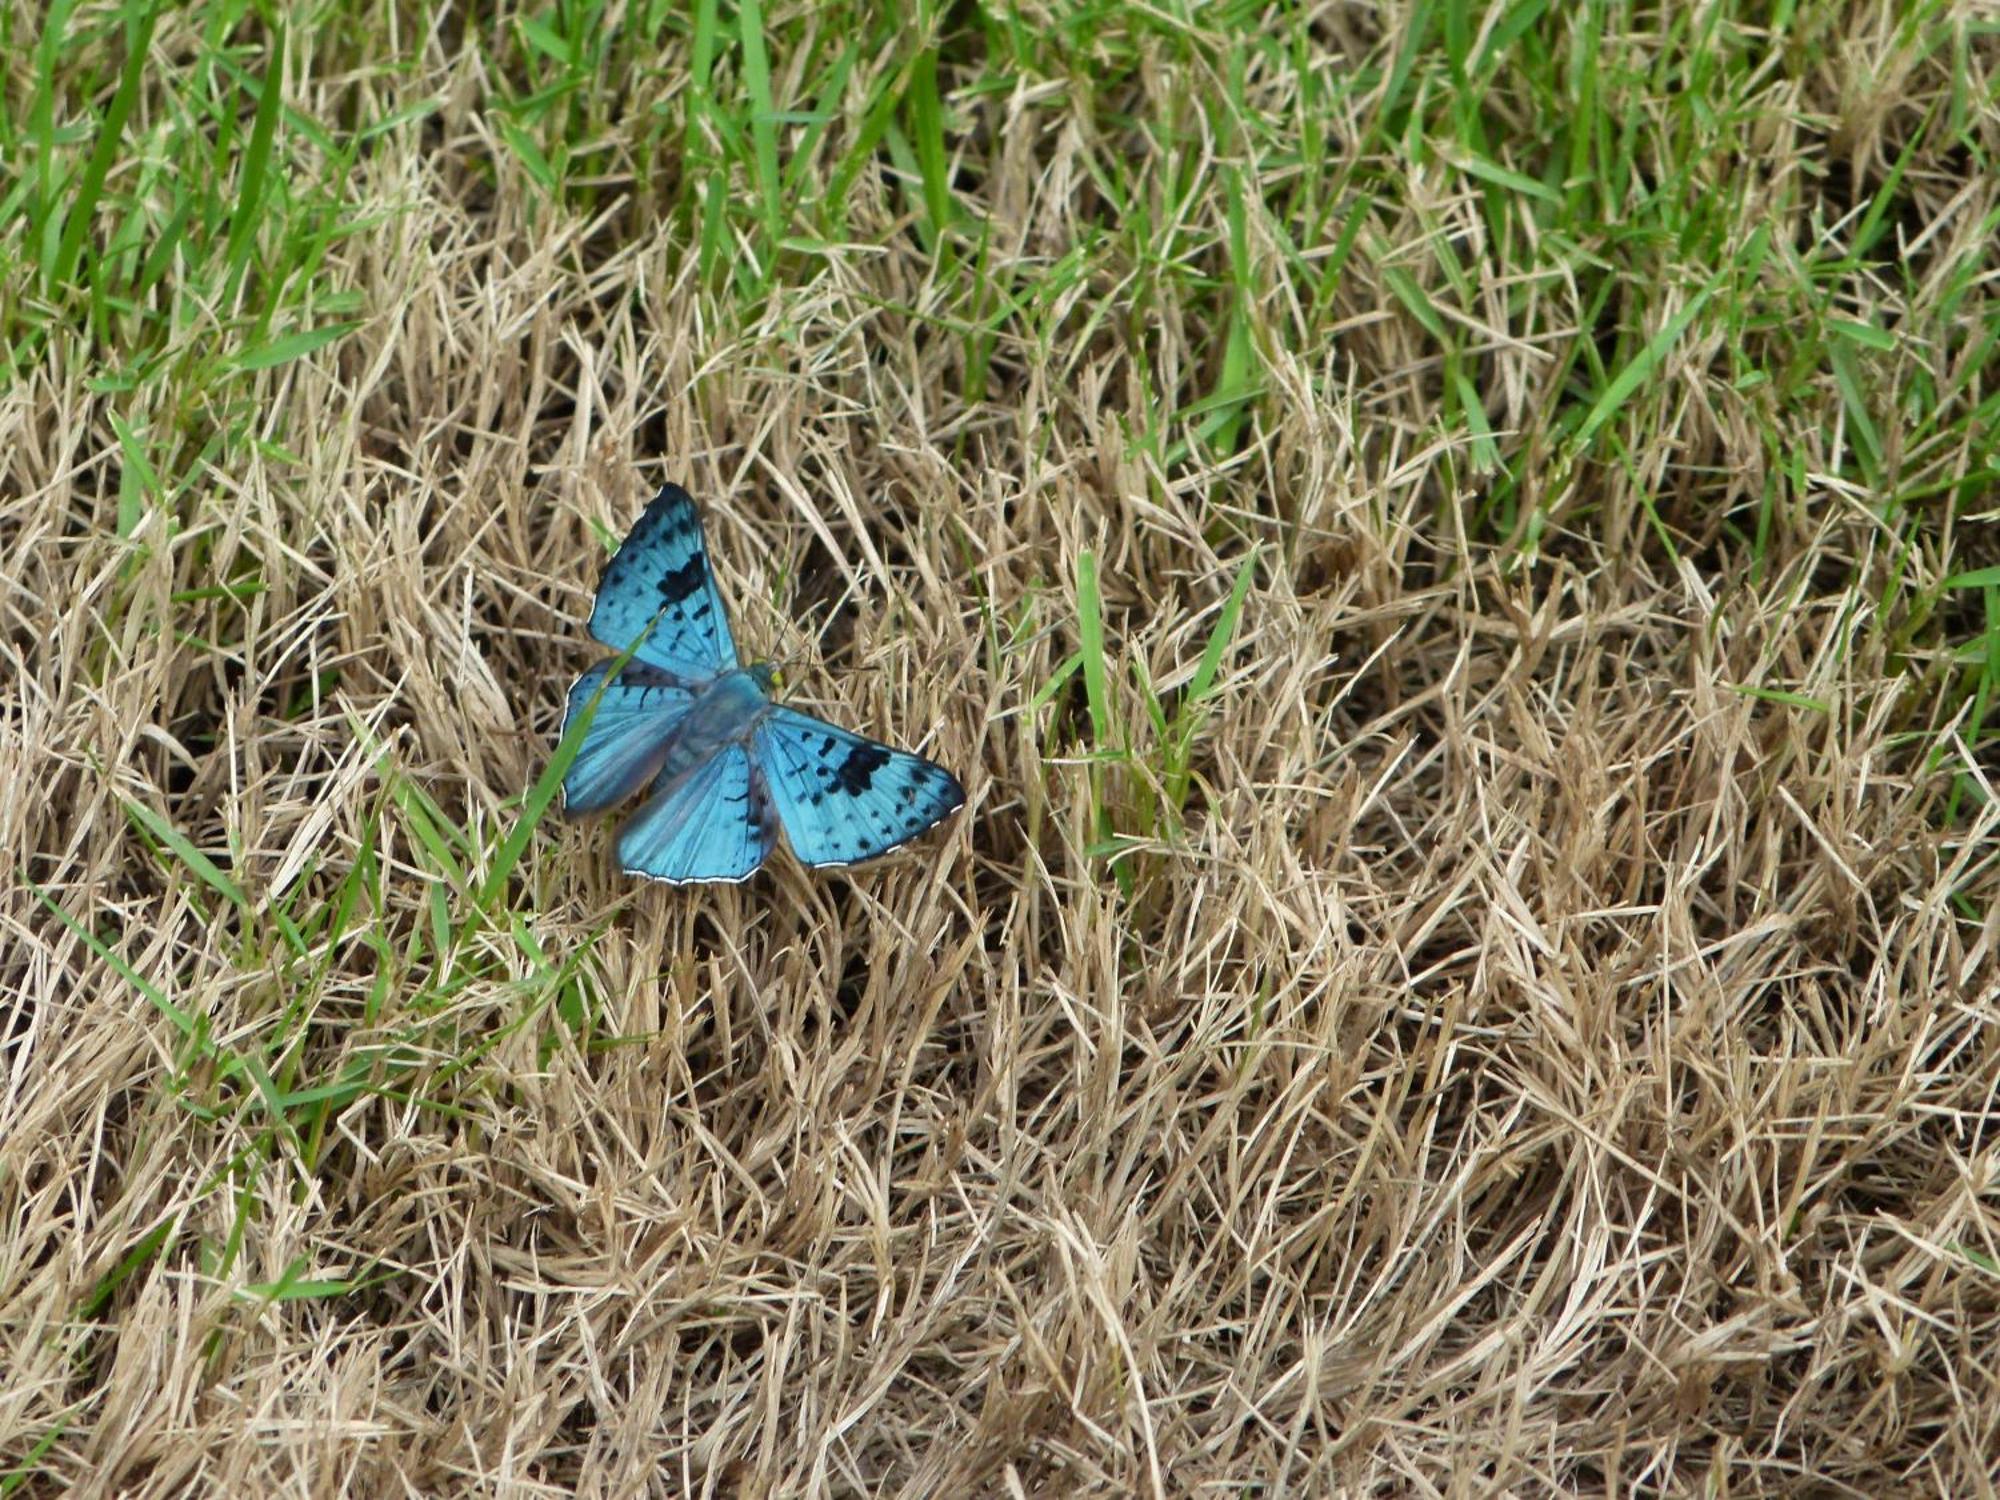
[477,680,597,910]
[231,320,361,371]
[739,0,782,248]
[906,45,951,245]
[1184,549,1257,709]
[106,412,158,539]
[1729,685,1831,712]
[1076,550,1110,750]
[0,1411,74,1498]
[222,22,284,301]
[29,878,196,1038]
[1382,264,1447,342]
[1166,549,1257,810]
[1030,650,1083,713]
[123,798,251,914]
[48,0,159,292]
[76,1213,179,1320]
[1572,284,1715,450]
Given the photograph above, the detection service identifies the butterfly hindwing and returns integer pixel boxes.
[560,661,698,816]
[753,706,965,869]
[587,483,740,678]
[614,743,777,884]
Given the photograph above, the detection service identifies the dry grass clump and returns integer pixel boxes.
[3,3,1998,1495]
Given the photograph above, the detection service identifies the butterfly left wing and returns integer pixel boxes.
[614,742,777,884]
[752,706,965,869]
[587,483,740,679]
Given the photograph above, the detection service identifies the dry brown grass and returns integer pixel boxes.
[5,4,2000,1496]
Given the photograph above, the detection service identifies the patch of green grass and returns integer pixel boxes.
[29,707,614,1393]
[4,0,375,709]
[1044,544,1257,889]
[462,0,2000,861]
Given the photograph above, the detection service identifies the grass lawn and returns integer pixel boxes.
[4,0,1998,1493]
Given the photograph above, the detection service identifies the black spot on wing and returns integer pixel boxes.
[832,740,891,797]
[747,758,782,846]
[602,486,702,590]
[655,551,709,608]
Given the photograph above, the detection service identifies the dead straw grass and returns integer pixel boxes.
[4,4,1999,1496]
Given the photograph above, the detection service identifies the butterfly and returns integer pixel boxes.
[559,483,966,884]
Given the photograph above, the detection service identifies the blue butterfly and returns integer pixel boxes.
[560,483,966,884]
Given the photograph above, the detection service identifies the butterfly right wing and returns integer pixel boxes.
[587,483,741,678]
[752,706,965,868]
[560,661,695,817]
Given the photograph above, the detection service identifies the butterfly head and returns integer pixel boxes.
[747,661,779,694]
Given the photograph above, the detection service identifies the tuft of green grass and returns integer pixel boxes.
[1047,545,1257,890]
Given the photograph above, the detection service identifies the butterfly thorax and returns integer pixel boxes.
[663,667,775,775]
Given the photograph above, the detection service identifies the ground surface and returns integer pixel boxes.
[4,3,1999,1495]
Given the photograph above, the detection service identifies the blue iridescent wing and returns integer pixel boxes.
[752,706,965,868]
[614,743,776,884]
[587,483,739,678]
[559,661,694,817]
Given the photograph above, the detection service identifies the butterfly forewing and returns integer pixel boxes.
[586,483,739,678]
[753,707,966,868]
